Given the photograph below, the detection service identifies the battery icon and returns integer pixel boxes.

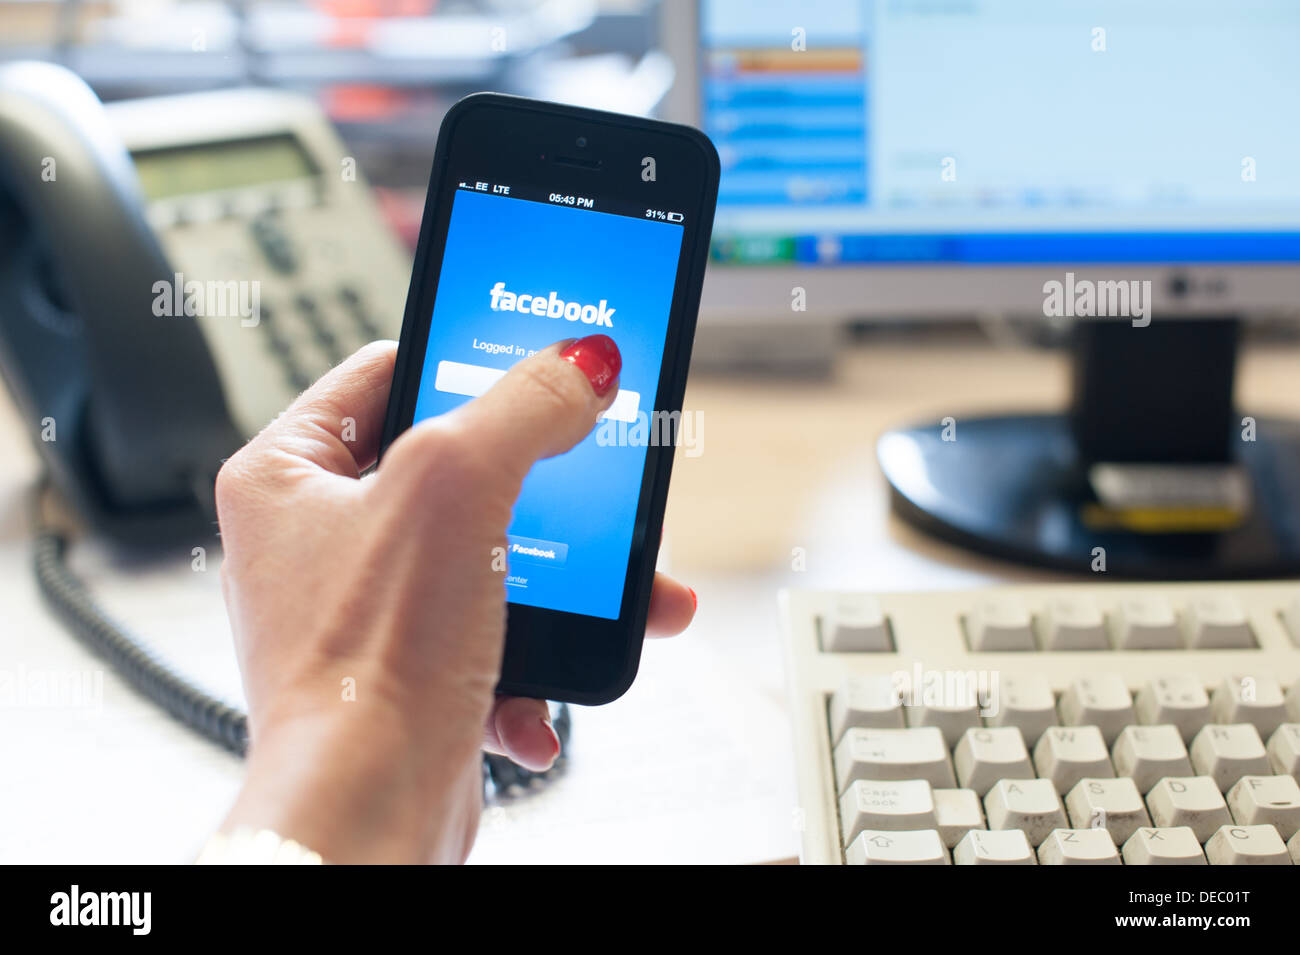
[667,212,684,222]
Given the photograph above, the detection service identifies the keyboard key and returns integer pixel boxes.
[1059,675,1134,746]
[1146,776,1231,842]
[965,598,1035,651]
[1291,830,1300,864]
[1111,724,1194,794]
[1290,680,1300,722]
[828,676,904,744]
[1284,596,1300,648]
[1183,594,1255,649]
[1190,724,1270,791]
[1225,775,1300,841]
[1039,597,1107,650]
[833,726,955,793]
[1037,828,1121,865]
[1135,674,1211,743]
[1111,595,1181,649]
[1204,824,1291,865]
[905,702,981,750]
[1268,724,1300,778]
[1034,725,1114,793]
[953,829,1036,865]
[984,779,1068,847]
[1064,777,1151,846]
[1211,675,1287,739]
[820,596,893,652]
[1122,826,1207,865]
[933,789,984,848]
[839,779,937,845]
[844,829,949,865]
[953,727,1034,796]
[985,674,1058,746]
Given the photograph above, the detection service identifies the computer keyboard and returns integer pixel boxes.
[780,582,1300,864]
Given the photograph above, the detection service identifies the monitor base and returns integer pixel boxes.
[878,413,1300,580]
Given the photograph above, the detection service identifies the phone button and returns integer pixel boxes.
[508,535,569,568]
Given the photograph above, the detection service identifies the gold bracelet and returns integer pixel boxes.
[195,826,325,865]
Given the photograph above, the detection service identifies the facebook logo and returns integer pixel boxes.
[489,281,615,327]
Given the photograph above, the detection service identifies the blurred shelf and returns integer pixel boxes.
[0,0,613,95]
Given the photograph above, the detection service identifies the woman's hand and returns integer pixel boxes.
[213,337,696,863]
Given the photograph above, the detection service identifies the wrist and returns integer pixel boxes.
[224,700,474,864]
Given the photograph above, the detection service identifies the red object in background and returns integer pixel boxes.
[320,83,407,121]
[311,0,440,47]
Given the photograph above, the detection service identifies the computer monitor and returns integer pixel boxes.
[662,0,1300,322]
[661,0,1300,579]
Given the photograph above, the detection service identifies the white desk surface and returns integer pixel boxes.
[3,337,1298,864]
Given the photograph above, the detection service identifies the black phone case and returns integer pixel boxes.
[380,92,719,704]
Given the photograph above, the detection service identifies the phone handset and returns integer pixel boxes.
[0,61,239,543]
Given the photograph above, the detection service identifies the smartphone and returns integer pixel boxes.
[379,94,719,704]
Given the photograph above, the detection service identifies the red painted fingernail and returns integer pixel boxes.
[560,334,621,397]
[688,587,698,611]
[540,717,561,758]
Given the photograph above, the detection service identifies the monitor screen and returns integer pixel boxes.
[700,0,1300,266]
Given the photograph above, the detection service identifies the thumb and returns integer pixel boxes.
[438,334,621,480]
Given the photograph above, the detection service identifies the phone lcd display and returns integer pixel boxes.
[132,134,315,199]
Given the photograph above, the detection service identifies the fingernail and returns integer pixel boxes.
[560,334,621,397]
[540,717,561,758]
[689,587,697,611]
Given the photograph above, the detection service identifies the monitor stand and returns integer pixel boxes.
[877,317,1300,579]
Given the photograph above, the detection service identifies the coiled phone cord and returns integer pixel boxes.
[32,520,251,755]
[30,478,569,792]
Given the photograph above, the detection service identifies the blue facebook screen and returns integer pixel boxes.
[413,188,684,619]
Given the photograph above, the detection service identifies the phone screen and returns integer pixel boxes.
[410,183,685,620]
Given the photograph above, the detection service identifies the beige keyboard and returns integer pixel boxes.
[780,582,1300,865]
